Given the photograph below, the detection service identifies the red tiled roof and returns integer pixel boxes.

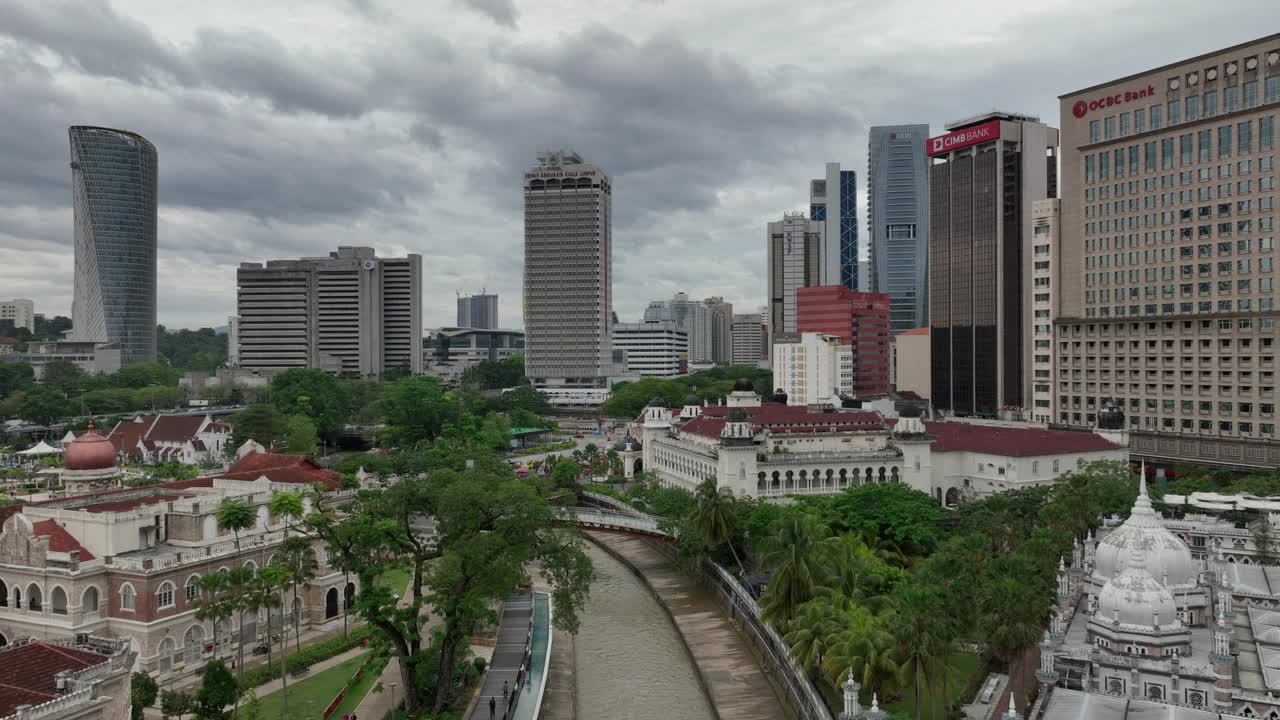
[106,416,153,458]
[922,421,1124,457]
[897,327,929,336]
[30,520,95,560]
[145,415,205,443]
[681,406,885,439]
[0,642,107,717]
[0,337,17,345]
[219,452,341,490]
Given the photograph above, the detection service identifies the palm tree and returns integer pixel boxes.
[256,565,292,717]
[821,534,890,611]
[193,571,235,669]
[278,535,318,654]
[758,515,835,628]
[214,498,254,713]
[690,477,746,574]
[980,573,1048,709]
[225,565,256,707]
[889,584,947,720]
[270,491,310,653]
[783,598,840,674]
[822,605,898,700]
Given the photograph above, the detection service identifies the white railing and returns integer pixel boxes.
[108,529,288,572]
[560,508,667,536]
[579,491,644,516]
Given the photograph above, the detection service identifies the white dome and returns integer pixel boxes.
[1096,552,1181,630]
[1092,477,1197,589]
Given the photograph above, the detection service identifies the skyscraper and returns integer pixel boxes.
[70,126,157,366]
[643,292,710,362]
[868,125,930,332]
[808,163,859,289]
[457,292,499,329]
[704,297,735,365]
[1056,36,1280,463]
[928,112,1059,417]
[235,246,423,378]
[731,313,766,366]
[523,150,612,387]
[796,286,892,397]
[767,212,826,345]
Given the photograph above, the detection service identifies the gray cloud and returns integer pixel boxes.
[458,0,519,28]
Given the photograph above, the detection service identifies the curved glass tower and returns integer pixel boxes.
[70,126,158,365]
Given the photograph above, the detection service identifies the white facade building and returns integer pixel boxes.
[0,299,35,333]
[772,332,851,406]
[523,150,612,388]
[611,322,688,377]
[1030,199,1059,423]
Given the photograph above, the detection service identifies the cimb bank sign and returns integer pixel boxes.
[928,119,1001,157]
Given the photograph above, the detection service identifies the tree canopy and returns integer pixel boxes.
[270,368,350,437]
[230,403,286,449]
[601,365,773,417]
[461,356,527,389]
[377,376,459,447]
[157,326,228,371]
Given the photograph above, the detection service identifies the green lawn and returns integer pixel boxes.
[885,653,983,719]
[252,654,387,720]
[376,565,412,595]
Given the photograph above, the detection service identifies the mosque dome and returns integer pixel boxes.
[1093,476,1197,589]
[63,428,116,471]
[732,378,755,392]
[685,394,701,407]
[648,396,668,408]
[1095,547,1181,630]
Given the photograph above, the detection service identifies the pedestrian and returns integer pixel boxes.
[489,696,496,719]
[503,680,509,701]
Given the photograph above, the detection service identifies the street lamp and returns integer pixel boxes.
[389,682,399,711]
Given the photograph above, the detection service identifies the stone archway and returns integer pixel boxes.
[945,487,961,507]
[0,631,6,646]
[325,588,339,619]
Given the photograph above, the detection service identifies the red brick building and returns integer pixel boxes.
[796,286,891,397]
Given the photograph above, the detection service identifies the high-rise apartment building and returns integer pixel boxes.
[69,126,157,366]
[523,150,612,387]
[611,322,688,376]
[809,163,859,289]
[235,246,422,379]
[456,292,499,329]
[928,112,1059,417]
[644,292,713,363]
[1056,36,1280,468]
[731,313,766,366]
[868,125,931,331]
[772,332,852,406]
[1030,200,1060,423]
[768,212,826,345]
[0,299,35,333]
[704,297,735,364]
[796,286,892,397]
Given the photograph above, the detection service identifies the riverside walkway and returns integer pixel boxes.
[469,592,551,720]
[585,531,789,720]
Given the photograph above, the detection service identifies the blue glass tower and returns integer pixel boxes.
[70,126,158,365]
[809,163,859,291]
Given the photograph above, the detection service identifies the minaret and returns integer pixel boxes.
[1083,530,1096,571]
[865,694,885,720]
[718,408,758,496]
[839,670,861,719]
[1036,630,1058,689]
[1056,557,1071,600]
[1003,694,1022,720]
[1211,604,1235,711]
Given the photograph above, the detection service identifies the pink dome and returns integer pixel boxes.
[64,429,116,471]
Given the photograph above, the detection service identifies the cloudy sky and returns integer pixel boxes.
[0,0,1271,330]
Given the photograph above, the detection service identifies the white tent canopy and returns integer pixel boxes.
[16,440,62,456]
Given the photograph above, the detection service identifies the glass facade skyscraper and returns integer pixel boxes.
[808,163,859,290]
[70,126,158,366]
[868,125,930,332]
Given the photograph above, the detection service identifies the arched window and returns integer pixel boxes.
[0,578,7,607]
[157,637,176,673]
[344,582,356,613]
[82,587,99,612]
[157,582,176,609]
[186,575,201,602]
[183,625,205,665]
[202,515,217,540]
[50,586,67,615]
[120,583,136,611]
[325,588,339,619]
[255,505,269,529]
[1032,461,1040,475]
[26,584,42,612]
[244,560,257,571]
[10,586,20,609]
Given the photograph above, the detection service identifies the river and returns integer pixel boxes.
[573,542,716,720]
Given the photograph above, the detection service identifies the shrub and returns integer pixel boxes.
[472,656,486,674]
[240,625,375,689]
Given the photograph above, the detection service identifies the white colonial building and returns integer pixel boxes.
[637,379,1128,504]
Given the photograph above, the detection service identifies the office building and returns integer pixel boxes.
[1030,200,1060,423]
[868,125,931,331]
[235,246,423,379]
[611,322,688,376]
[16,340,122,380]
[1055,35,1280,470]
[731,313,766,365]
[808,163,859,289]
[796,286,892,397]
[226,315,240,366]
[768,212,826,344]
[69,126,157,366]
[523,150,612,387]
[0,299,35,333]
[894,327,931,399]
[704,297,735,364]
[422,327,525,381]
[928,112,1059,417]
[644,292,712,363]
[456,292,499,329]
[772,332,852,406]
